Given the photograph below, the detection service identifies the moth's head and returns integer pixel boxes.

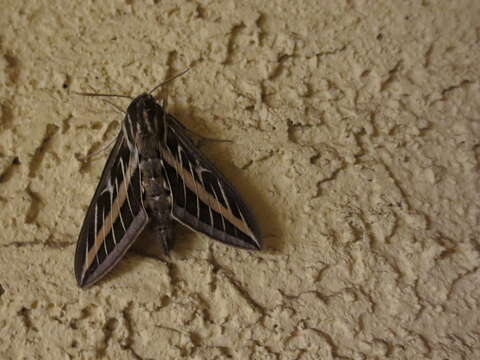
[124,93,166,137]
[127,93,166,120]
[130,93,158,111]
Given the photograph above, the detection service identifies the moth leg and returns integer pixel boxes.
[161,95,168,110]
[184,129,232,148]
[159,91,231,146]
[99,98,126,115]
[81,135,117,160]
[170,119,233,147]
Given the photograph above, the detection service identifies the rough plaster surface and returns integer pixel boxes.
[0,0,479,359]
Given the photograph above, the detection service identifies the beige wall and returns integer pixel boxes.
[0,0,479,359]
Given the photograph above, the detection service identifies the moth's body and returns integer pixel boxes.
[75,92,261,288]
[134,96,173,252]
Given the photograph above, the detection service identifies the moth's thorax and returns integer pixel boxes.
[123,93,165,144]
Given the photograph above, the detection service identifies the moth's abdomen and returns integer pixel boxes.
[139,154,173,252]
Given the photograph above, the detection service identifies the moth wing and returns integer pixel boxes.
[75,131,148,288]
[159,114,261,250]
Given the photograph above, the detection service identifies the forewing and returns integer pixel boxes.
[75,131,148,288]
[159,113,261,250]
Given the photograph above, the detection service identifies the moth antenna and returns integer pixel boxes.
[72,84,134,100]
[72,91,133,100]
[148,67,191,95]
[72,91,134,100]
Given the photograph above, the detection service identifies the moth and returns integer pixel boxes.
[74,86,261,288]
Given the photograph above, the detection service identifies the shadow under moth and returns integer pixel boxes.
[74,85,261,288]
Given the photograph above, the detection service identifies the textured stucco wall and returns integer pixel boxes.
[1,0,479,359]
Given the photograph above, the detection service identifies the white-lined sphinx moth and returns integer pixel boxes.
[74,92,261,288]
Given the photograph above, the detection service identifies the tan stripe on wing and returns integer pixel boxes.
[159,145,255,240]
[82,152,140,277]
